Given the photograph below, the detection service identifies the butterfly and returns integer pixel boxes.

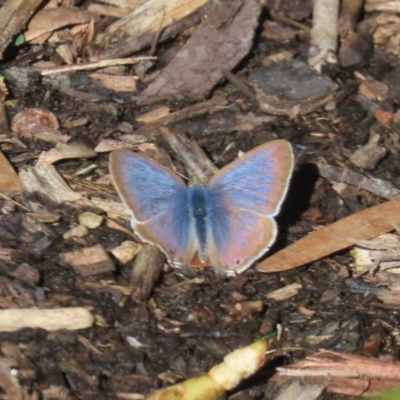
[110,140,294,275]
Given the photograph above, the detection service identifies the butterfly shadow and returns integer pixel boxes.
[269,162,320,256]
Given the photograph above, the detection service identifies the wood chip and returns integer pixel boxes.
[144,0,261,98]
[28,211,61,223]
[89,73,137,92]
[135,106,170,123]
[96,0,209,58]
[63,225,89,239]
[349,134,387,169]
[60,244,115,276]
[248,60,338,115]
[0,307,94,332]
[19,164,83,204]
[131,244,165,301]
[95,139,136,152]
[90,197,131,220]
[12,263,40,285]
[265,283,303,301]
[365,0,400,13]
[111,241,141,264]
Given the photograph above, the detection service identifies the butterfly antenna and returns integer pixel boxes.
[162,165,202,187]
[162,165,190,183]
[213,142,237,165]
[291,143,306,165]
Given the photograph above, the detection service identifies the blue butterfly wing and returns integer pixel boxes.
[206,140,293,273]
[110,150,196,264]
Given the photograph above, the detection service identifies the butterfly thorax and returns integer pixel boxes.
[188,185,211,262]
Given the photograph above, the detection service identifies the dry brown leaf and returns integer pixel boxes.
[36,141,97,166]
[257,197,400,273]
[0,150,22,195]
[25,7,98,42]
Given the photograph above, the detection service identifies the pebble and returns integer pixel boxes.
[78,212,104,229]
[63,225,89,239]
[111,241,141,264]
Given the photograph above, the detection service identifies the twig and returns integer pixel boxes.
[149,12,165,56]
[0,192,30,212]
[308,0,339,72]
[338,0,364,37]
[39,57,157,75]
[137,95,229,133]
[159,127,217,185]
[221,69,256,101]
[318,160,400,200]
[270,10,310,32]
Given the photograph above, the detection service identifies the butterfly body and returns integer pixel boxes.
[187,185,211,262]
[110,140,294,275]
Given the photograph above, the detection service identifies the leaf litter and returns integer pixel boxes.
[1,0,400,399]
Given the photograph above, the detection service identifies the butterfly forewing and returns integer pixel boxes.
[208,140,293,216]
[110,150,193,263]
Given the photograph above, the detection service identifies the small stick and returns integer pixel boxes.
[308,0,339,72]
[0,192,30,212]
[270,10,310,32]
[221,69,256,101]
[338,0,364,37]
[159,126,217,185]
[318,161,400,200]
[137,95,229,133]
[39,57,157,75]
[149,12,165,56]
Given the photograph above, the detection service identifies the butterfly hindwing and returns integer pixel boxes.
[207,205,277,274]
